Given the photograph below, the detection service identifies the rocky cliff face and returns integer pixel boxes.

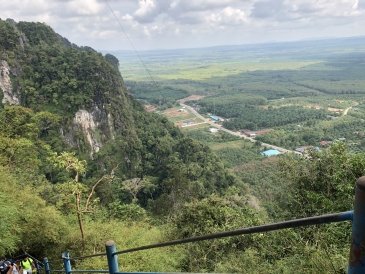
[0,55,117,155]
[72,106,115,155]
[0,60,20,105]
[73,109,102,154]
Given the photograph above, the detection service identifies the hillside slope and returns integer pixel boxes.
[0,18,245,258]
[1,19,135,155]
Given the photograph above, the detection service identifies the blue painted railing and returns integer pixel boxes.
[45,176,365,273]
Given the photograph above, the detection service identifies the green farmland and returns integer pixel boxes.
[116,36,365,151]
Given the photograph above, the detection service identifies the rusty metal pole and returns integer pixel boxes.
[348,176,365,274]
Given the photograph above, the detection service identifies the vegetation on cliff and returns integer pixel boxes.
[0,18,240,264]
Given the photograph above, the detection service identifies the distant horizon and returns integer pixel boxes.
[104,34,365,53]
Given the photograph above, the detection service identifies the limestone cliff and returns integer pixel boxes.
[0,60,20,105]
[0,19,134,156]
[71,106,116,155]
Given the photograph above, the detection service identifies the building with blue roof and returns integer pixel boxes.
[261,149,281,157]
[209,115,220,122]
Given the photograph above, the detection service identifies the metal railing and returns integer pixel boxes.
[45,176,365,274]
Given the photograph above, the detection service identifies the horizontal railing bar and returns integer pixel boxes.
[115,272,167,274]
[113,210,353,255]
[71,252,107,260]
[51,271,108,274]
[115,272,192,274]
[68,270,109,273]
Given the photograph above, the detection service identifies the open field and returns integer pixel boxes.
[184,126,264,168]
[163,106,205,127]
[117,36,365,151]
[181,123,210,132]
[156,61,321,81]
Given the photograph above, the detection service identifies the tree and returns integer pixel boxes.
[52,152,116,242]
[121,177,153,203]
[0,171,20,255]
[0,167,68,257]
[283,142,365,217]
[172,194,263,272]
[268,142,363,271]
[104,54,119,70]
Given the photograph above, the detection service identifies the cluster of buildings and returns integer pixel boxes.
[205,114,339,159]
[261,140,335,158]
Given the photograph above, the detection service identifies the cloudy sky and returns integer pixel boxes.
[0,0,365,51]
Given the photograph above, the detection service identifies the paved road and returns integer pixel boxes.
[179,101,299,155]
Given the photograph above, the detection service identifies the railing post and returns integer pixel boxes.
[62,252,72,274]
[349,176,365,273]
[105,240,119,274]
[43,257,50,274]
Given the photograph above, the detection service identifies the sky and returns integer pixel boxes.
[0,0,365,51]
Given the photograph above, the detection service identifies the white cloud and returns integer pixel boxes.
[170,0,240,12]
[67,0,103,16]
[286,0,361,17]
[122,14,134,21]
[133,0,171,23]
[135,0,157,18]
[206,7,248,25]
[142,24,164,37]
[0,0,365,50]
[251,0,362,21]
[130,0,247,24]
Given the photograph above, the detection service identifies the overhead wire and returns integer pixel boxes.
[104,0,158,87]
